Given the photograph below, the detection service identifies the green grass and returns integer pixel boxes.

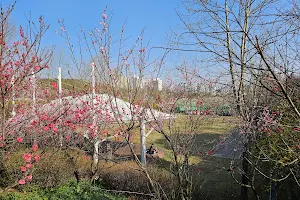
[144,115,239,160]
[39,78,90,92]
[143,115,242,199]
[106,114,241,199]
[111,114,241,199]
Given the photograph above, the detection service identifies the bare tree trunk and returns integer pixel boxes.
[240,2,250,199]
[92,140,100,176]
[225,0,239,113]
[106,142,112,160]
[238,0,250,117]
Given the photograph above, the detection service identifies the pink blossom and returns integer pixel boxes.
[51,82,58,89]
[33,65,40,72]
[20,166,27,172]
[40,115,48,121]
[32,142,38,152]
[207,150,214,155]
[42,126,49,131]
[100,47,105,54]
[65,136,71,141]
[26,164,32,169]
[44,89,49,95]
[52,126,58,133]
[23,153,32,163]
[31,120,38,126]
[27,175,32,181]
[19,27,24,37]
[139,48,146,53]
[27,174,32,181]
[16,137,23,143]
[18,179,26,185]
[22,40,28,46]
[34,154,40,162]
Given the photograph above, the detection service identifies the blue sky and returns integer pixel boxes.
[5,0,186,78]
[9,2,179,53]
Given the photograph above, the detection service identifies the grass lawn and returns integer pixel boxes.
[104,114,241,199]
[138,114,242,199]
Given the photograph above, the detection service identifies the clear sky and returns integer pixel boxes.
[9,1,179,53]
[5,0,186,78]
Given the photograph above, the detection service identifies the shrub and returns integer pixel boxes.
[0,180,126,200]
[99,161,176,198]
[1,148,93,189]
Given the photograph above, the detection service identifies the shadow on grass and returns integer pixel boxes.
[136,131,243,200]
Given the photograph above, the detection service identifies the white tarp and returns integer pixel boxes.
[6,94,172,133]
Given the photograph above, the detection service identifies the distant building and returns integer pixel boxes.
[177,81,217,94]
[155,78,163,91]
[147,78,162,91]
[114,73,163,91]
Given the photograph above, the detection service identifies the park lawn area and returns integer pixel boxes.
[162,115,241,199]
[102,114,242,199]
[134,114,242,199]
[130,115,240,162]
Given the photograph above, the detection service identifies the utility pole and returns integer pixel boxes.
[90,62,100,175]
[140,119,146,166]
[32,71,36,109]
[58,67,62,104]
[91,62,96,130]
[58,67,63,147]
[11,75,16,117]
[91,62,96,97]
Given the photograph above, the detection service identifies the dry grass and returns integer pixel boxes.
[127,115,241,199]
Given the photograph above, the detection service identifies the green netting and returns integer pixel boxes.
[175,102,231,115]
